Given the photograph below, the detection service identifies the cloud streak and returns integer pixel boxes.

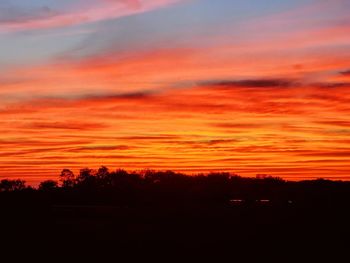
[202,79,296,88]
[0,0,185,32]
[1,82,350,183]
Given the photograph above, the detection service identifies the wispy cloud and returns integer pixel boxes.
[0,0,185,32]
[201,79,295,88]
[340,69,350,76]
[0,5,59,24]
[21,121,108,131]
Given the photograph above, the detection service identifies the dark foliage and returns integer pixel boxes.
[38,180,58,191]
[0,179,26,192]
[1,167,350,206]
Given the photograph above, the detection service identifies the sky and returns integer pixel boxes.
[1,0,350,184]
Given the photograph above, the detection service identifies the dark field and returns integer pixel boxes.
[1,170,350,261]
[2,202,350,261]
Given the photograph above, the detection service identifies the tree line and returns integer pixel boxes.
[1,167,350,206]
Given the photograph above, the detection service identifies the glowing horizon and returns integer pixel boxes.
[1,0,350,185]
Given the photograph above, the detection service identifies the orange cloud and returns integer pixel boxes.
[1,81,350,185]
[1,2,350,184]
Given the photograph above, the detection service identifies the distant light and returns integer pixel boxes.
[257,199,270,203]
[230,199,243,203]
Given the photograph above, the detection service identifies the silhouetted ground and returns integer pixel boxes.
[2,199,350,261]
[1,169,350,261]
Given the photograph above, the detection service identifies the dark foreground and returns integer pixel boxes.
[1,202,350,261]
[1,169,350,261]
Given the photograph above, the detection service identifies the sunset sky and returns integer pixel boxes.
[1,0,350,184]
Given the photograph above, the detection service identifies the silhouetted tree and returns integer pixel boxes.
[97,166,109,179]
[0,179,26,192]
[39,180,58,191]
[60,169,75,188]
[75,168,96,191]
[2,166,350,209]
